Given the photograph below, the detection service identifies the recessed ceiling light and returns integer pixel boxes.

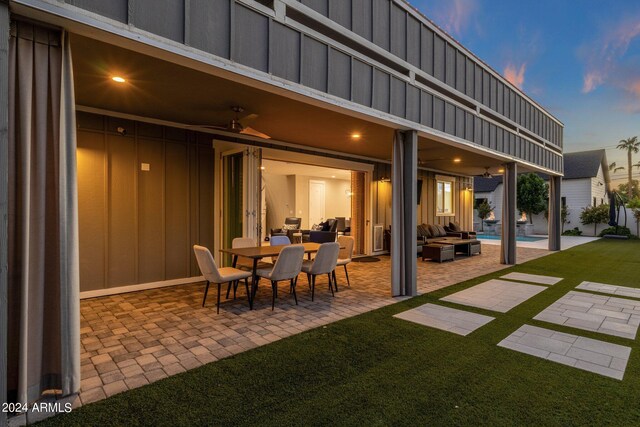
[331,175,336,178]
[111,76,126,83]
[453,158,462,163]
[351,133,362,140]
[498,168,505,173]
[260,166,266,170]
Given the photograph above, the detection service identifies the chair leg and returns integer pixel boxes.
[226,281,232,299]
[344,264,350,287]
[233,280,239,299]
[271,280,277,311]
[307,273,312,290]
[244,278,251,309]
[328,273,335,297]
[332,271,339,293]
[217,283,222,314]
[311,275,316,301]
[252,277,260,300]
[202,281,210,307]
[291,278,298,305]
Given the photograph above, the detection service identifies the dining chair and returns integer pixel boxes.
[228,237,270,299]
[334,235,355,289]
[301,242,340,301]
[269,235,291,264]
[255,245,305,310]
[193,245,252,313]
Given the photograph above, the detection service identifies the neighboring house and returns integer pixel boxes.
[474,150,610,236]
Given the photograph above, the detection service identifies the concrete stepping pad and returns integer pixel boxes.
[534,291,640,339]
[440,279,547,313]
[498,324,631,380]
[501,272,563,285]
[577,281,640,299]
[393,303,495,336]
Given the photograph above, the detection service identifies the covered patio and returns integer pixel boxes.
[78,245,548,406]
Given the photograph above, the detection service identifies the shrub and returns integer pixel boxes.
[580,204,610,236]
[598,226,632,237]
[562,227,582,236]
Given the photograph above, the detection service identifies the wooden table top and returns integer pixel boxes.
[220,242,325,259]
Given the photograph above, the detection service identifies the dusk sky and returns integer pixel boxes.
[413,0,640,184]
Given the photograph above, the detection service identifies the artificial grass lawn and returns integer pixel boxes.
[41,240,640,426]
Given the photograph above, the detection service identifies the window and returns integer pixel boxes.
[436,178,455,215]
[593,197,597,207]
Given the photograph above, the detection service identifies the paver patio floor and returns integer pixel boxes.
[440,279,547,313]
[501,272,563,285]
[77,245,547,407]
[498,324,631,380]
[533,291,640,339]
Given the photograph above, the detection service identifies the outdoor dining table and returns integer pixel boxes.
[219,242,342,309]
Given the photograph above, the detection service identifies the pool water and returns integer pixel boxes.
[477,234,547,242]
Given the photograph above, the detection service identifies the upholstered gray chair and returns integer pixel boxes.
[334,235,354,289]
[228,237,271,299]
[193,245,252,313]
[255,245,305,310]
[301,242,339,301]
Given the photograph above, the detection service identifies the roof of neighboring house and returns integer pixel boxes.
[563,150,608,180]
[473,150,610,194]
[473,176,503,193]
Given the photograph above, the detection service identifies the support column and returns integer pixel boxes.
[548,175,562,251]
[500,162,517,265]
[0,3,9,426]
[391,130,417,296]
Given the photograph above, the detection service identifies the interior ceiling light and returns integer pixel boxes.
[111,76,126,83]
[453,158,462,163]
[498,168,505,173]
[351,133,362,140]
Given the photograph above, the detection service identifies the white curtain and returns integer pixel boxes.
[7,22,80,405]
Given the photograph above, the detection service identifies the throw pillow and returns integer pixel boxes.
[435,224,447,237]
[283,223,298,230]
[449,221,461,232]
[427,224,439,237]
[416,224,426,238]
[422,224,432,238]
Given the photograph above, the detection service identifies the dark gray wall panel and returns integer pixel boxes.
[132,0,184,43]
[497,82,503,114]
[489,76,497,110]
[496,127,503,152]
[188,0,230,58]
[302,36,328,92]
[455,51,465,93]
[233,4,269,72]
[433,35,445,82]
[489,124,496,150]
[445,43,455,87]
[421,26,434,75]
[328,48,351,99]
[433,96,444,131]
[352,0,372,41]
[67,0,127,22]
[464,57,474,97]
[406,16,420,67]
[465,111,474,141]
[406,85,420,123]
[390,76,406,117]
[271,23,301,82]
[455,107,464,139]
[329,0,352,29]
[373,68,390,112]
[420,91,433,128]
[474,64,482,102]
[352,59,373,107]
[372,0,390,50]
[481,120,489,147]
[482,70,490,105]
[302,0,328,15]
[474,117,482,145]
[445,102,455,135]
[390,2,406,60]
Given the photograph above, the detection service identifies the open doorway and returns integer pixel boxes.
[261,159,367,255]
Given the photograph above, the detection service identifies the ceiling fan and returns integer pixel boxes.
[188,106,271,139]
[481,167,493,179]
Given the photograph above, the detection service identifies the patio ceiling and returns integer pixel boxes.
[71,34,518,176]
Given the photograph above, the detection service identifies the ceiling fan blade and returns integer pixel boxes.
[239,113,259,124]
[241,127,271,139]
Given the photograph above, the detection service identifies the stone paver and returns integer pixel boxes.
[501,272,563,285]
[534,291,640,339]
[76,245,548,408]
[393,303,495,336]
[498,324,631,380]
[440,279,547,313]
[577,281,640,299]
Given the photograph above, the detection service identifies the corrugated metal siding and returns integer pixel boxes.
[63,0,563,172]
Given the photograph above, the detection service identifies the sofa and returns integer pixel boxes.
[302,218,338,243]
[445,221,477,240]
[415,223,463,253]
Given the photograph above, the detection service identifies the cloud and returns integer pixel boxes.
[431,0,479,37]
[580,17,640,93]
[504,63,526,89]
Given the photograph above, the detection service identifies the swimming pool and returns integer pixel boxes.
[477,235,547,242]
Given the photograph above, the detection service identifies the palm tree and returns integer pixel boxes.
[609,162,625,173]
[617,136,640,200]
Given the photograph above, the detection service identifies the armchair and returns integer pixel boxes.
[270,217,302,240]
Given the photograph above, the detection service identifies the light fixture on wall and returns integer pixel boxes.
[378,176,390,182]
[351,132,362,140]
[111,76,126,83]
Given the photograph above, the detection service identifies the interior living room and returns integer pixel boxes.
[262,159,365,253]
